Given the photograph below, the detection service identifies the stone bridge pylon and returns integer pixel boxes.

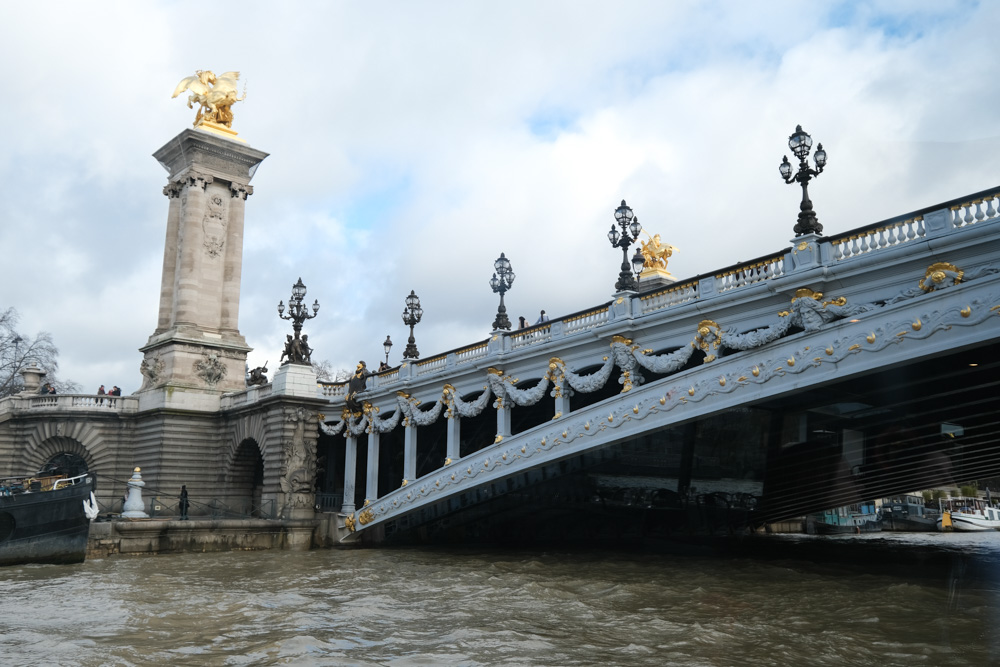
[0,125,329,549]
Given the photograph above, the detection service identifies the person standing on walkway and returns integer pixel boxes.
[97,385,105,405]
[179,485,189,520]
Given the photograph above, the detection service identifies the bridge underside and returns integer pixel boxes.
[365,340,1000,545]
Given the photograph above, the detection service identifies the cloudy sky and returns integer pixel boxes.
[1,1,997,394]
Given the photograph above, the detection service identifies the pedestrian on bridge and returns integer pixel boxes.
[179,485,189,520]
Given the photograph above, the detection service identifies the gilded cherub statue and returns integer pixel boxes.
[639,231,678,272]
[172,70,245,129]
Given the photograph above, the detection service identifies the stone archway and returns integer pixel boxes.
[40,451,90,478]
[25,436,93,480]
[231,438,266,518]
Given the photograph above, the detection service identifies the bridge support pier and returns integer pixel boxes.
[365,432,380,503]
[404,424,417,482]
[446,416,460,462]
[342,435,357,514]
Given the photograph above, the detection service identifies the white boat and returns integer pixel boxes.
[937,496,1000,532]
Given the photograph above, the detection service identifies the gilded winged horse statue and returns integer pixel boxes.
[172,70,245,128]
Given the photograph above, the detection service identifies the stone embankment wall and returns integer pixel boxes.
[87,513,349,558]
[89,519,291,558]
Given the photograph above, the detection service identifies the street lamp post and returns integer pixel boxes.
[608,200,642,292]
[277,277,319,364]
[382,335,393,367]
[779,124,827,236]
[401,290,423,360]
[489,252,515,331]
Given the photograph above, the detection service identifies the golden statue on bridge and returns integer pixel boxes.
[639,230,678,279]
[172,70,246,137]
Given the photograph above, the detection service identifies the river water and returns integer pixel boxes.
[2,533,999,666]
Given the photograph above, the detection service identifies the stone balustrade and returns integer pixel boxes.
[0,393,139,417]
[220,383,274,410]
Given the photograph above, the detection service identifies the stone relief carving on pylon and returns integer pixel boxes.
[202,189,229,258]
[280,407,316,516]
[139,354,165,390]
[193,352,227,387]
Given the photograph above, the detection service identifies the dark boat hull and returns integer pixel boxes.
[0,476,93,566]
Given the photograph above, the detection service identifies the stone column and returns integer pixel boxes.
[497,405,512,440]
[174,172,212,328]
[555,393,571,419]
[342,435,357,514]
[446,416,460,463]
[365,431,380,502]
[403,424,417,482]
[221,183,252,333]
[156,182,183,333]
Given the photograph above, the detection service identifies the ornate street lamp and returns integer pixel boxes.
[401,290,423,360]
[631,246,646,281]
[608,199,642,291]
[277,277,319,364]
[382,335,393,366]
[779,124,827,236]
[489,252,515,330]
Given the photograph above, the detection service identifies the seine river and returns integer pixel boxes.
[2,533,999,666]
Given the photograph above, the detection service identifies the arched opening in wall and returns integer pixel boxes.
[230,439,265,518]
[459,390,494,458]
[27,436,94,489]
[569,364,621,413]
[41,452,89,478]
[510,377,555,436]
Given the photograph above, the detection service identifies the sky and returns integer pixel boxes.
[1,0,998,394]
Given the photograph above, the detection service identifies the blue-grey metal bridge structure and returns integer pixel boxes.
[320,188,1000,544]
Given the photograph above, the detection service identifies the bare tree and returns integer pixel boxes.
[0,307,79,397]
[311,359,351,383]
[311,359,334,382]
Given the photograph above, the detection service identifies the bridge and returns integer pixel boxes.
[1,122,997,551]
[317,188,1000,544]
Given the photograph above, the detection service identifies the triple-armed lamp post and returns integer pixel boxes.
[607,200,645,292]
[779,124,827,236]
[277,278,319,336]
[277,278,319,364]
[401,290,423,360]
[489,252,515,331]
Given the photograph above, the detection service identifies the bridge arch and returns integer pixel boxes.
[18,420,119,479]
[223,412,271,517]
[23,436,94,477]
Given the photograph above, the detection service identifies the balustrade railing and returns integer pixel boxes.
[715,254,785,293]
[416,355,447,375]
[221,384,273,409]
[454,341,489,364]
[0,393,138,414]
[639,281,699,314]
[830,217,925,261]
[319,382,348,399]
[510,323,552,349]
[563,306,609,334]
[372,368,400,388]
[951,192,1000,229]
